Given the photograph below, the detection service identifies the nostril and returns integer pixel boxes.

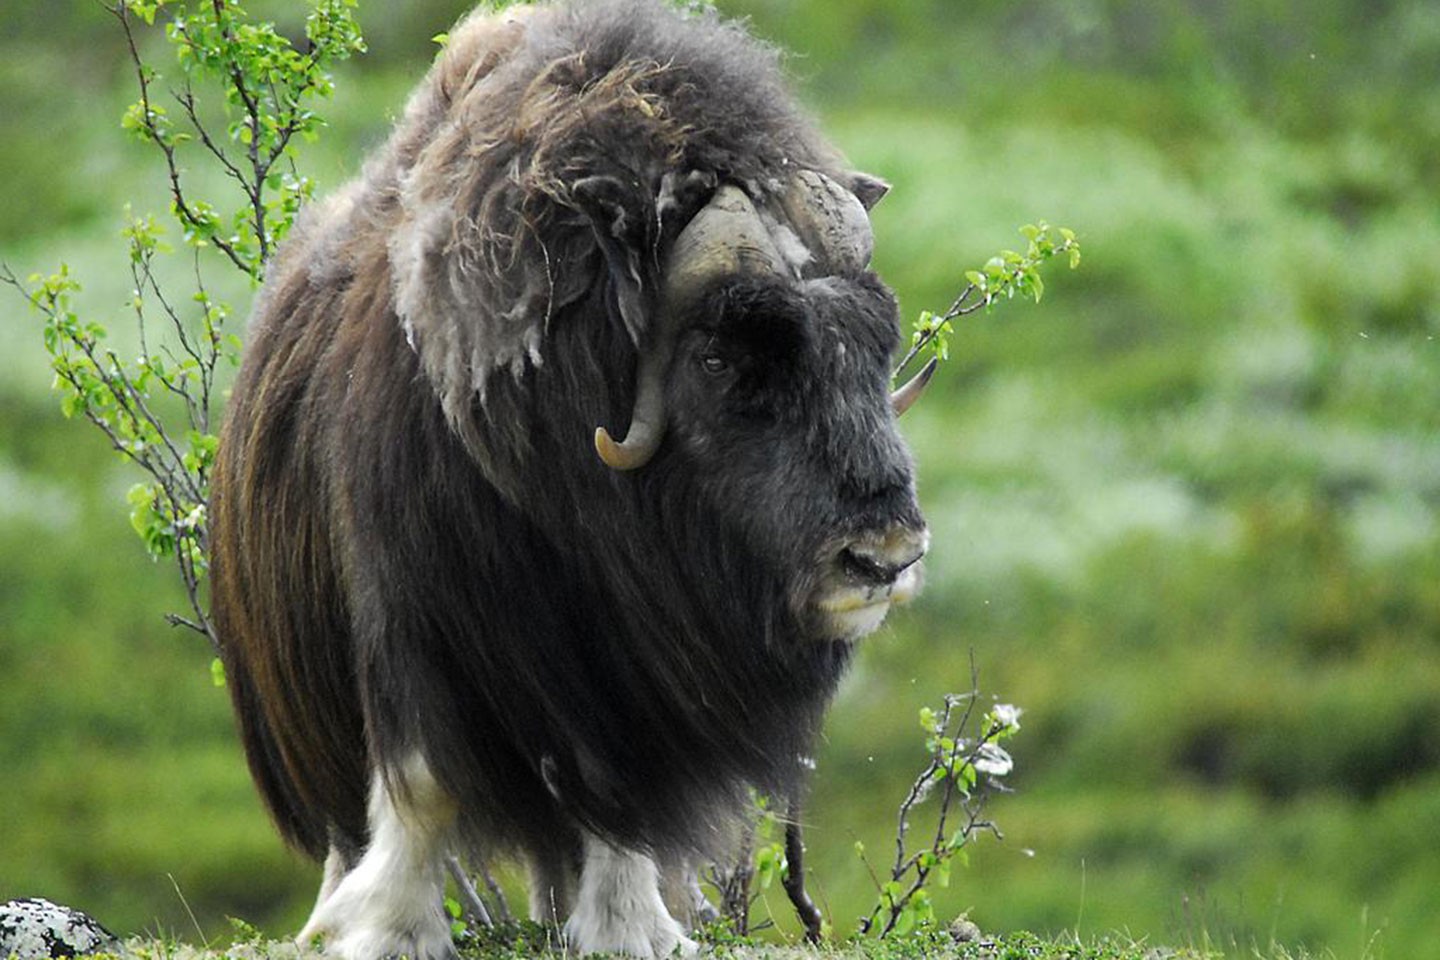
[837,526,928,587]
[839,536,925,587]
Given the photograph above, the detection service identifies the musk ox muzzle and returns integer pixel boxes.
[814,525,930,639]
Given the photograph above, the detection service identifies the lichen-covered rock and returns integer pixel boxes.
[0,899,120,959]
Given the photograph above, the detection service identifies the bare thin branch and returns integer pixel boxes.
[781,803,823,943]
[444,856,495,930]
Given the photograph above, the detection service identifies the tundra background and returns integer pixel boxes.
[1,1,1437,957]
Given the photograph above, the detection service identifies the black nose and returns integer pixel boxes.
[838,527,928,587]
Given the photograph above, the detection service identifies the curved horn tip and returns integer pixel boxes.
[890,355,939,417]
[594,425,657,471]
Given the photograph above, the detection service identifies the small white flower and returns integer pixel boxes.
[972,742,1013,777]
[991,703,1023,731]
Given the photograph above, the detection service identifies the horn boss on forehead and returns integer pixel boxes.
[772,169,876,277]
[210,2,929,958]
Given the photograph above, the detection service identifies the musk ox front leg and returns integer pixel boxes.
[564,836,697,958]
[299,755,457,960]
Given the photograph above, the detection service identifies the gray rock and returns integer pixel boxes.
[0,899,120,959]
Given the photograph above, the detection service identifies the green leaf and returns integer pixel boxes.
[919,706,938,733]
[754,841,784,889]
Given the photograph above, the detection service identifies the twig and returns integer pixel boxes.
[445,856,495,929]
[706,814,757,935]
[859,655,1017,937]
[475,856,514,925]
[893,282,980,378]
[111,2,252,276]
[893,227,1080,380]
[781,805,822,943]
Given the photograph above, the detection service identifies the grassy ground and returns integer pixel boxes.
[90,923,1356,960]
[1,1,1437,958]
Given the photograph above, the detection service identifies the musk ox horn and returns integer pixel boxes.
[890,355,938,417]
[772,169,875,277]
[850,171,891,211]
[594,348,667,470]
[595,186,784,471]
[665,185,787,299]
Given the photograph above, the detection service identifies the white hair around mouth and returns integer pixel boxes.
[815,559,923,639]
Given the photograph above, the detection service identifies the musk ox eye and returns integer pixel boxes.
[699,352,730,375]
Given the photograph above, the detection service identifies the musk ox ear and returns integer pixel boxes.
[571,171,719,345]
[850,172,891,211]
[655,169,719,246]
[570,175,655,345]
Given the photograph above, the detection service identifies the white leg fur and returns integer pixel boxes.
[298,755,457,960]
[302,845,350,935]
[563,836,697,958]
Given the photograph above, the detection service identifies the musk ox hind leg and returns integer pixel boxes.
[563,835,697,958]
[298,755,458,960]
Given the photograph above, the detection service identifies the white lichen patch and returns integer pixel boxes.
[0,898,119,960]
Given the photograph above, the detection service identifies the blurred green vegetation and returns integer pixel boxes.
[1,1,1436,958]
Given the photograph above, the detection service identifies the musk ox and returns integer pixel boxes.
[211,1,933,957]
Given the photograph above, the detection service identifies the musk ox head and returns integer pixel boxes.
[379,3,931,647]
[581,170,930,642]
[211,1,934,956]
